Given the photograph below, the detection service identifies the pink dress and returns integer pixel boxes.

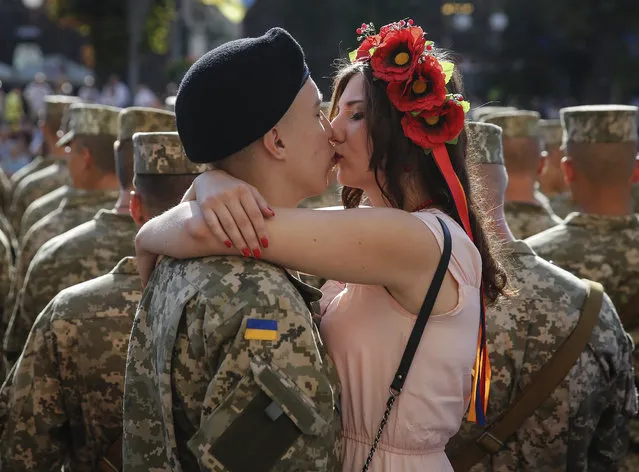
[319,210,482,472]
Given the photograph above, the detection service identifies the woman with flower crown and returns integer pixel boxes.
[135,20,507,471]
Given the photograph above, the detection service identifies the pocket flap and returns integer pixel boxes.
[250,356,332,436]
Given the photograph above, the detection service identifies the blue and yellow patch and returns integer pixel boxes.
[244,318,278,341]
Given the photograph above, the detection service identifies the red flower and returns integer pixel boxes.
[401,99,466,149]
[356,34,382,61]
[386,55,447,112]
[370,26,426,82]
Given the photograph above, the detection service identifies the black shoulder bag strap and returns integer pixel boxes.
[362,216,453,472]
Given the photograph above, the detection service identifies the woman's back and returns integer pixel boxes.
[320,209,482,472]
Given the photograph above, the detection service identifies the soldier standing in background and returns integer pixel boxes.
[526,105,639,471]
[7,96,80,231]
[446,121,636,471]
[18,107,176,329]
[3,103,122,371]
[482,110,562,238]
[0,131,207,472]
[123,28,342,471]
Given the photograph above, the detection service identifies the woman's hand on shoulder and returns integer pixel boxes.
[186,170,276,254]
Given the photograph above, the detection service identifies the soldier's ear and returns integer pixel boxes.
[538,152,547,177]
[561,157,575,184]
[130,190,146,226]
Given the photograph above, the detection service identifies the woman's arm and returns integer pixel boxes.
[135,201,440,290]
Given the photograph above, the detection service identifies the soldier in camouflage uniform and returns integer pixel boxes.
[3,103,122,370]
[7,96,80,231]
[481,110,562,238]
[0,166,10,213]
[0,228,12,340]
[19,184,73,238]
[18,107,176,330]
[8,96,82,191]
[446,121,637,470]
[538,119,567,199]
[124,28,342,471]
[0,131,205,471]
[525,105,639,470]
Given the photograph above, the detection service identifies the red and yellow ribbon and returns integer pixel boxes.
[432,144,491,425]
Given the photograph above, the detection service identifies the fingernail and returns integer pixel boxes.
[260,237,269,248]
[253,248,262,259]
[224,240,232,248]
[268,207,275,216]
[242,248,251,257]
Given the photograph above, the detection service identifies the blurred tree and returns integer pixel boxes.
[45,0,175,83]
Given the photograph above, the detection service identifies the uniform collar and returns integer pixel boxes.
[563,212,639,230]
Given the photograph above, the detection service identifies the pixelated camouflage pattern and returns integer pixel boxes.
[466,122,504,165]
[9,155,54,189]
[561,105,638,145]
[19,185,72,239]
[57,103,121,146]
[483,111,541,139]
[471,106,517,122]
[549,191,579,219]
[539,119,562,148]
[44,95,82,130]
[0,257,141,471]
[165,95,176,112]
[8,161,71,231]
[504,200,562,239]
[631,183,639,213]
[19,209,137,337]
[526,212,639,313]
[446,241,637,471]
[3,188,119,370]
[133,131,214,175]
[123,256,342,471]
[298,185,342,210]
[118,107,176,141]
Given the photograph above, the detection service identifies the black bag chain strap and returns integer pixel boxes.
[362,217,452,472]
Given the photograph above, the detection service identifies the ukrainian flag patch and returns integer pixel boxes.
[244,319,279,341]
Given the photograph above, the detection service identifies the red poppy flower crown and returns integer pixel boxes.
[349,19,470,152]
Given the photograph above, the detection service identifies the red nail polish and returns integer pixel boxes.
[242,248,251,257]
[268,207,275,216]
[253,248,262,259]
[224,240,232,248]
[261,237,269,248]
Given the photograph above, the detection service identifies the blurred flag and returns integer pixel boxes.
[202,0,255,24]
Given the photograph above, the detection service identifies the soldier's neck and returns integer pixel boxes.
[505,176,538,204]
[73,174,120,193]
[114,188,132,215]
[573,191,633,217]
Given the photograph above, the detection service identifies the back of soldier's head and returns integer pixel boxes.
[57,103,122,176]
[483,110,540,178]
[115,107,176,191]
[466,121,507,207]
[43,95,82,143]
[133,132,213,216]
[561,105,638,186]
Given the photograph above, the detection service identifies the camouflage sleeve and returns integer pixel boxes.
[588,314,638,468]
[0,303,67,471]
[186,291,338,471]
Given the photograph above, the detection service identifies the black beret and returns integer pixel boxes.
[176,27,310,163]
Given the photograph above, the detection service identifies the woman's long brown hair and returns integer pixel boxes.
[329,55,507,304]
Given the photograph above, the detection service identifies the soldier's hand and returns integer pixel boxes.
[136,245,159,287]
[191,170,275,257]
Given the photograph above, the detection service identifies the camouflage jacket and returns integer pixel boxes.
[3,188,119,369]
[19,209,137,324]
[9,155,56,189]
[123,256,342,472]
[549,192,579,219]
[632,184,639,214]
[504,201,563,239]
[446,241,637,471]
[0,257,141,472]
[526,213,639,318]
[8,161,70,230]
[0,166,10,213]
[19,184,73,239]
